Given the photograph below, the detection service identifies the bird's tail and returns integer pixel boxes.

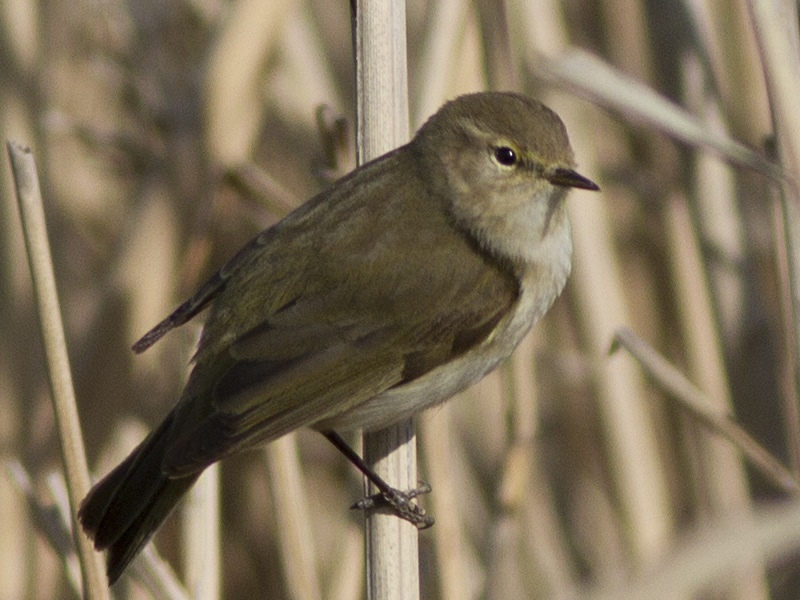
[78,412,200,584]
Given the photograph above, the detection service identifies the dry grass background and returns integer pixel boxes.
[2,0,800,598]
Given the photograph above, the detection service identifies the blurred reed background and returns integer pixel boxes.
[2,0,800,598]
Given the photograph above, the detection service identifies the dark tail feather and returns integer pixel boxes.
[78,412,200,584]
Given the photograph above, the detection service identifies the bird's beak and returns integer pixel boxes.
[547,167,600,191]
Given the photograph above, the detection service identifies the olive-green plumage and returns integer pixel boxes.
[78,92,598,584]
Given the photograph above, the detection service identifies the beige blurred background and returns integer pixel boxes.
[2,0,798,598]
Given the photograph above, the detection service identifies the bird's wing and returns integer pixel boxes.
[130,231,275,354]
[161,255,517,476]
[153,150,520,476]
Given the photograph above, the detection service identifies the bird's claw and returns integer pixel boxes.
[352,482,434,529]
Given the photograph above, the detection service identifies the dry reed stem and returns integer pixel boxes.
[117,189,182,373]
[4,460,82,594]
[7,141,110,600]
[413,9,490,599]
[747,0,800,485]
[505,331,578,596]
[683,56,748,346]
[514,0,675,566]
[747,0,800,183]
[326,523,366,600]
[612,327,800,494]
[223,163,300,217]
[411,0,469,127]
[263,436,322,600]
[182,464,221,600]
[520,445,580,597]
[772,193,800,474]
[474,1,518,91]
[676,50,768,600]
[587,500,800,600]
[567,185,674,564]
[534,50,779,177]
[665,190,769,599]
[268,7,346,130]
[420,408,476,600]
[132,546,190,600]
[664,190,750,501]
[204,0,292,164]
[354,2,418,599]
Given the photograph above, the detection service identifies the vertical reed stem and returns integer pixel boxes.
[352,2,418,598]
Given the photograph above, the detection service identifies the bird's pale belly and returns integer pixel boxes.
[315,271,557,432]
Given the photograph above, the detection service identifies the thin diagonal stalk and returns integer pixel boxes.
[612,327,800,495]
[7,141,110,600]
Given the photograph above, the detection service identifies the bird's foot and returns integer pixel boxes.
[352,482,434,529]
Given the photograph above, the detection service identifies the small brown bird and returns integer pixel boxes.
[78,92,599,584]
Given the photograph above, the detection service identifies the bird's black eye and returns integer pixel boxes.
[493,146,517,167]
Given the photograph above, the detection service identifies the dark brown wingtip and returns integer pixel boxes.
[547,167,600,191]
[131,321,172,353]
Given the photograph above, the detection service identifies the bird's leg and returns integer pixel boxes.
[322,430,434,529]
